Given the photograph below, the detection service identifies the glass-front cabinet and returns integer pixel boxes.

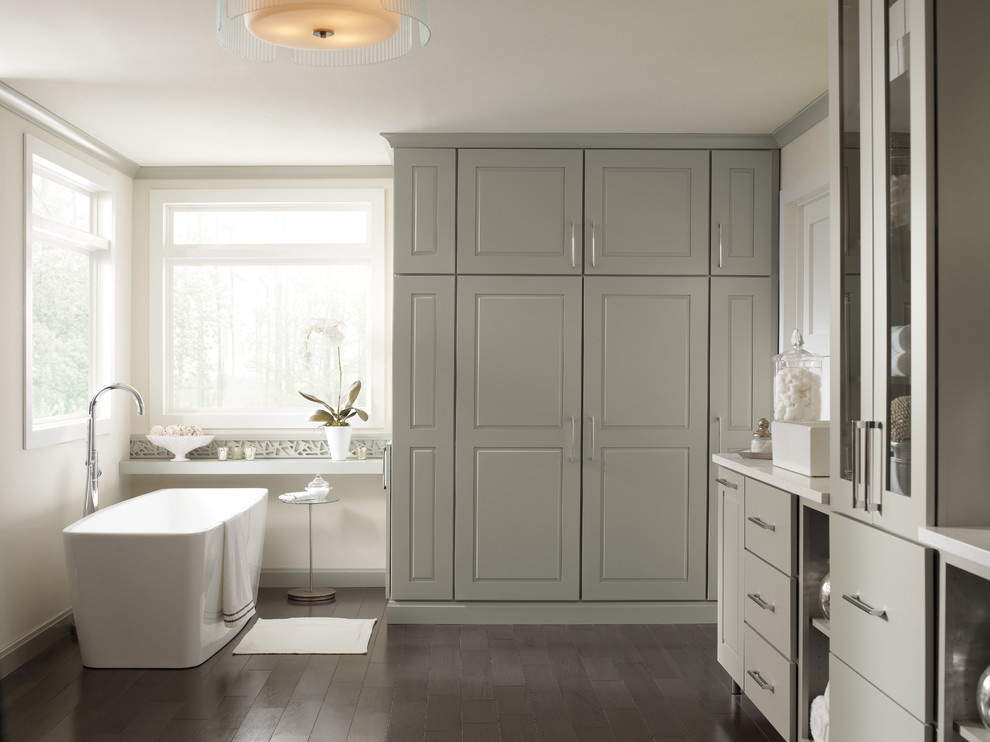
[829,0,934,539]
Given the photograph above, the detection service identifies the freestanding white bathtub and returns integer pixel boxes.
[63,487,268,668]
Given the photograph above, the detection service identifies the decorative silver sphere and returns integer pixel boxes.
[819,572,831,619]
[977,664,990,728]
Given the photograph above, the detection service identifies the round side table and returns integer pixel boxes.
[278,493,340,603]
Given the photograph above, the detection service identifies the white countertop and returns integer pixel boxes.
[712,453,830,505]
[918,527,990,573]
[120,458,383,475]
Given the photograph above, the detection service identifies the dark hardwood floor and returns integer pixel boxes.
[1,588,784,742]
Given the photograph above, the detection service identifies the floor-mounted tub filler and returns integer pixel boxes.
[63,487,268,668]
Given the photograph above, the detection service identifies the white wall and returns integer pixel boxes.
[780,119,829,190]
[0,107,135,671]
[129,176,393,582]
[778,118,831,412]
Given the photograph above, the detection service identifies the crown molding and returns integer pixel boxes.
[0,81,139,177]
[772,92,828,148]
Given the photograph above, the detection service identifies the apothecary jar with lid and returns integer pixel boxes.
[773,329,823,422]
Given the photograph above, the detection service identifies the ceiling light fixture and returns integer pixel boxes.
[217,0,431,66]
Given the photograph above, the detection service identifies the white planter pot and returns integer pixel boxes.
[324,426,352,461]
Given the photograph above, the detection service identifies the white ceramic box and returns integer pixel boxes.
[771,421,830,476]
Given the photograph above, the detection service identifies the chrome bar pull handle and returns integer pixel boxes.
[852,420,864,509]
[865,420,882,512]
[382,442,391,490]
[747,516,776,532]
[715,478,738,490]
[570,222,576,268]
[591,221,598,269]
[842,593,887,619]
[746,669,774,693]
[587,416,598,461]
[568,416,576,462]
[718,223,724,269]
[714,416,722,454]
[747,593,775,612]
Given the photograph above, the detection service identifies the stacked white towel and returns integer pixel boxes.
[222,509,256,628]
[810,682,829,742]
[891,325,911,377]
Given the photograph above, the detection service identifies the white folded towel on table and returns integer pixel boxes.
[222,509,256,628]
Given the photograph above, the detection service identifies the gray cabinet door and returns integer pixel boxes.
[707,276,776,596]
[390,276,455,600]
[711,150,776,276]
[585,150,710,275]
[716,468,745,685]
[582,276,709,600]
[457,150,583,275]
[455,276,582,600]
[393,149,456,274]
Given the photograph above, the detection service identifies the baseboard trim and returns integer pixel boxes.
[385,600,717,625]
[260,568,386,588]
[0,609,74,679]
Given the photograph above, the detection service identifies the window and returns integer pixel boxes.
[149,188,386,431]
[23,136,114,449]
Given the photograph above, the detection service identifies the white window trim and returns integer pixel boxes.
[149,187,387,432]
[23,135,115,449]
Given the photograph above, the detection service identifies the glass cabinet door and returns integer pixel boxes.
[883,0,912,500]
[830,0,866,511]
[871,0,933,536]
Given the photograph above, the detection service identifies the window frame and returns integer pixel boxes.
[148,187,387,432]
[23,135,115,450]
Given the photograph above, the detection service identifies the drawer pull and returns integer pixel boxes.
[747,516,776,532]
[747,669,775,693]
[747,593,775,612]
[842,593,887,619]
[716,477,738,490]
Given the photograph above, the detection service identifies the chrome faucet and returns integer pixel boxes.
[84,383,145,517]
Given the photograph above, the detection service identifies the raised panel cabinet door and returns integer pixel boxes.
[711,150,776,276]
[393,149,456,274]
[582,276,709,600]
[707,276,775,598]
[716,468,745,686]
[585,150,710,275]
[457,149,583,275]
[454,276,582,600]
[390,276,455,600]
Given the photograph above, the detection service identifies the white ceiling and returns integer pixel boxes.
[0,0,828,168]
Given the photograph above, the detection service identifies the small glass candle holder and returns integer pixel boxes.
[356,445,368,460]
[244,446,256,461]
[217,446,229,461]
[230,445,243,460]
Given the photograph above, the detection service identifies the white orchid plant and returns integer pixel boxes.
[299,319,368,427]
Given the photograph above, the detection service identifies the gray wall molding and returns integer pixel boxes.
[382,132,780,151]
[385,600,718,625]
[772,92,829,148]
[0,81,139,177]
[0,609,73,680]
[134,165,393,180]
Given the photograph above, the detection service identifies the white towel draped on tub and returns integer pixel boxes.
[810,682,830,742]
[222,510,256,628]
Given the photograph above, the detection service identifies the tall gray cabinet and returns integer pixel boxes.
[388,138,778,619]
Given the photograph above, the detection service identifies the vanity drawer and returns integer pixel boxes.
[743,624,796,741]
[744,550,796,659]
[830,514,933,723]
[830,654,933,742]
[744,479,796,575]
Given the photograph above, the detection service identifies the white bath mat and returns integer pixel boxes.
[232,617,377,655]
